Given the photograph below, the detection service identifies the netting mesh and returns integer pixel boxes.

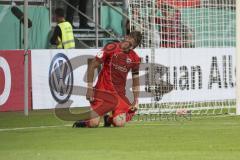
[128,0,236,119]
[129,0,236,48]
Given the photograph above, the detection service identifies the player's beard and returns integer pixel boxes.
[120,41,132,53]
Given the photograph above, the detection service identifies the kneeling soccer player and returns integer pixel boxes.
[72,31,142,128]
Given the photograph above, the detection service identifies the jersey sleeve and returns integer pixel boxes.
[95,42,118,62]
[95,49,108,62]
[132,54,141,75]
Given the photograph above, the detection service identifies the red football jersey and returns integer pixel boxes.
[95,42,140,95]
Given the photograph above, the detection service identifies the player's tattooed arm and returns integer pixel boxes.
[86,58,102,102]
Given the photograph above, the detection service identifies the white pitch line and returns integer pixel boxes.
[0,124,71,132]
[0,123,177,131]
[0,115,239,131]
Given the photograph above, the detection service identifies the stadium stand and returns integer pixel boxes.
[0,0,50,49]
[51,0,125,48]
[0,0,127,49]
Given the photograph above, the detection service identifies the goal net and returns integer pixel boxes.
[128,0,236,118]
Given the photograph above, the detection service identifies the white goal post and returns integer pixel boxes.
[128,0,239,117]
[236,0,240,115]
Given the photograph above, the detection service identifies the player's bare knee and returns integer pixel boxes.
[87,117,100,128]
[113,113,126,127]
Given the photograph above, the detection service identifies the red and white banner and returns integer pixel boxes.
[158,0,200,7]
[0,50,31,111]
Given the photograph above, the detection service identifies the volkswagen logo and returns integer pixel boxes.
[49,53,73,104]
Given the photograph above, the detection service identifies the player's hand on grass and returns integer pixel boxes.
[86,88,94,102]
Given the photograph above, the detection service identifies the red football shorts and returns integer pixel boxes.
[90,89,133,119]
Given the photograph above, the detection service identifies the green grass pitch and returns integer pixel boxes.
[0,110,240,160]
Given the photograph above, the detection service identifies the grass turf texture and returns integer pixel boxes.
[0,110,240,160]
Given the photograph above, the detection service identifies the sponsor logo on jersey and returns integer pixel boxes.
[112,63,128,72]
[126,58,132,64]
[97,50,104,58]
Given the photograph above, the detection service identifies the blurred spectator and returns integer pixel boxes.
[66,0,90,28]
[181,24,195,48]
[155,3,182,48]
[50,8,75,49]
[155,2,194,48]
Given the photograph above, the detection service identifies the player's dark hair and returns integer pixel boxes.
[55,8,65,18]
[129,30,142,46]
